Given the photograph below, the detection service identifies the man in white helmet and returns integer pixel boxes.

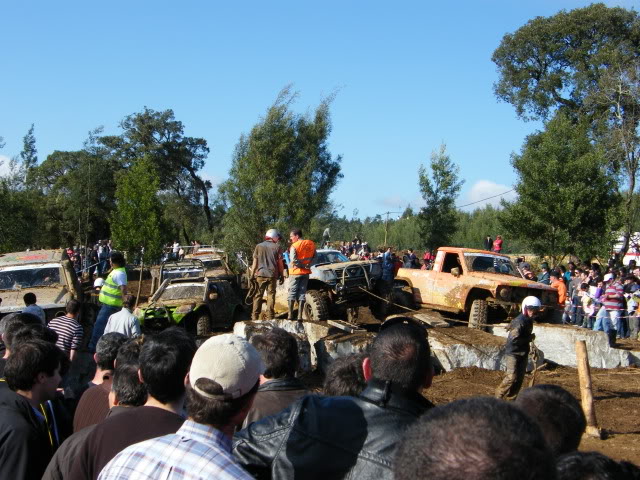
[496,296,541,400]
[251,229,284,320]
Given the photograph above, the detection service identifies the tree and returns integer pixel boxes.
[19,124,38,186]
[219,87,343,256]
[417,144,464,251]
[492,3,640,122]
[500,113,621,263]
[99,108,215,234]
[110,157,164,262]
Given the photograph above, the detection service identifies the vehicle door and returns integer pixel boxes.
[207,280,234,325]
[430,252,465,312]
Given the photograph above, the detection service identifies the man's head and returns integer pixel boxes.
[550,270,561,282]
[250,328,299,380]
[66,299,81,317]
[265,229,281,242]
[110,251,125,267]
[604,273,614,283]
[5,340,69,403]
[139,328,196,404]
[186,334,264,429]
[111,363,148,407]
[289,228,303,243]
[122,295,136,310]
[23,292,37,306]
[541,262,549,271]
[95,332,128,372]
[323,352,367,397]
[1,313,45,352]
[521,296,542,318]
[515,384,586,455]
[394,397,555,480]
[366,317,432,391]
[556,451,632,480]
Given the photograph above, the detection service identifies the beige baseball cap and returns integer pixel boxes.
[189,334,264,399]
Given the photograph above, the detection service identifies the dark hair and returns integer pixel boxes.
[112,363,147,407]
[394,397,555,480]
[580,282,589,290]
[110,251,125,266]
[66,299,81,315]
[2,313,44,350]
[290,228,302,238]
[550,270,560,279]
[515,384,586,455]
[323,353,367,397]
[95,332,128,371]
[10,324,58,350]
[185,381,258,429]
[250,328,299,379]
[122,295,136,310]
[5,340,69,391]
[116,336,145,367]
[556,451,629,480]
[369,320,431,391]
[139,328,196,403]
[23,292,36,305]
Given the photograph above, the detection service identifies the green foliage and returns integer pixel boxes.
[110,157,164,261]
[219,87,343,256]
[19,124,38,186]
[0,180,39,251]
[500,112,621,263]
[492,3,640,121]
[417,144,464,251]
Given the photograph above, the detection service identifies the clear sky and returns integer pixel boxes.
[0,0,634,219]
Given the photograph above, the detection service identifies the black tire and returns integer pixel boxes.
[469,299,488,330]
[394,289,417,312]
[304,290,329,321]
[196,312,211,336]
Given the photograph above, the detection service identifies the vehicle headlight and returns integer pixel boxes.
[499,287,512,301]
[175,304,195,314]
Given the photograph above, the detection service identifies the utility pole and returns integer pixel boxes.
[382,211,401,246]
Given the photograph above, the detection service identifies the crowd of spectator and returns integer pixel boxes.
[0,306,636,479]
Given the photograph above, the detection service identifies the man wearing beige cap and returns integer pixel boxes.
[98,334,263,480]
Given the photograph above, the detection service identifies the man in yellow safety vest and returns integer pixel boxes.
[89,251,127,352]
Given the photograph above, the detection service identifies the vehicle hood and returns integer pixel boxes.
[313,259,378,271]
[467,271,556,291]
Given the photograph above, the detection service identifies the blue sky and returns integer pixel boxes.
[0,1,634,219]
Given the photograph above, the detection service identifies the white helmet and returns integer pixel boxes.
[521,296,542,311]
[265,229,281,240]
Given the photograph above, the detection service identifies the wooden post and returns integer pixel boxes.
[575,340,602,438]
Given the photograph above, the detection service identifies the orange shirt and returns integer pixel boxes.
[551,279,567,306]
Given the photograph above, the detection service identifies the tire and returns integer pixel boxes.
[346,307,359,323]
[469,299,488,330]
[394,289,417,312]
[303,290,329,321]
[196,312,211,336]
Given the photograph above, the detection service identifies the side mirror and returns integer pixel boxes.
[451,267,461,277]
[208,292,218,301]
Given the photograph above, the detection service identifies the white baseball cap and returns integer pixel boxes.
[604,273,614,282]
[189,334,264,400]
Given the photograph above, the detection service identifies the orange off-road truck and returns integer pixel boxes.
[394,247,558,328]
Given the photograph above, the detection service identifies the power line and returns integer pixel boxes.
[456,189,515,209]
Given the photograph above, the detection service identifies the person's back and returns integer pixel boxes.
[23,292,46,324]
[233,318,434,479]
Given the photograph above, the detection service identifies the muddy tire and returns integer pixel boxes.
[304,290,329,321]
[196,312,211,336]
[469,299,488,330]
[394,289,417,312]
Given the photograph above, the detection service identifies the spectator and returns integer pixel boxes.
[0,340,69,479]
[600,273,625,341]
[0,312,44,375]
[521,262,536,281]
[48,299,84,362]
[556,451,637,480]
[43,359,148,480]
[233,317,434,479]
[623,275,638,339]
[242,328,308,429]
[73,332,128,432]
[579,283,595,329]
[22,292,46,324]
[103,295,141,338]
[70,328,196,480]
[99,334,262,480]
[394,397,555,480]
[492,234,503,253]
[323,352,367,397]
[514,384,586,455]
[537,262,551,285]
[549,270,567,323]
[484,235,493,251]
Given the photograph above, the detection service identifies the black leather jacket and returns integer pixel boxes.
[233,378,434,480]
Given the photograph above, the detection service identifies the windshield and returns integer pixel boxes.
[313,251,349,265]
[463,253,520,278]
[202,259,222,269]
[160,283,205,301]
[0,267,62,290]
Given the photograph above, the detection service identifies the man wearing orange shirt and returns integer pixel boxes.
[550,270,567,323]
[287,228,316,320]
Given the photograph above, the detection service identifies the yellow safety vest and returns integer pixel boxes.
[99,267,126,307]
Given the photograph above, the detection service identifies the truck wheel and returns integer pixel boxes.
[196,312,211,336]
[304,290,329,321]
[394,289,417,312]
[469,299,488,330]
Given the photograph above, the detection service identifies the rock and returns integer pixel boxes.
[414,312,450,328]
[491,323,640,368]
[303,321,338,368]
[316,332,376,374]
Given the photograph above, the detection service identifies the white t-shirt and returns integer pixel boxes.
[111,269,127,287]
[172,242,180,253]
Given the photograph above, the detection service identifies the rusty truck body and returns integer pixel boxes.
[394,247,558,328]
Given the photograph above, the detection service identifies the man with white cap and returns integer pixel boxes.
[98,334,262,480]
[251,228,284,320]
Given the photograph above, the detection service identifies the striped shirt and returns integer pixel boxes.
[48,315,83,355]
[98,420,252,480]
[603,282,625,311]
